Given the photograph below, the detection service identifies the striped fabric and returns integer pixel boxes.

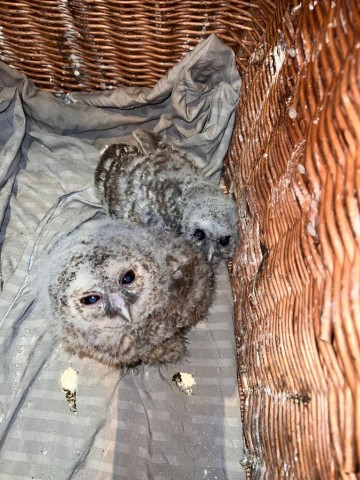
[1,264,245,479]
[0,35,245,479]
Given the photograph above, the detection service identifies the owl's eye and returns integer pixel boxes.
[80,294,102,305]
[219,236,231,247]
[122,270,135,285]
[193,229,206,241]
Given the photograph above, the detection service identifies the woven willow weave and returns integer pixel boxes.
[1,0,359,478]
[225,0,360,477]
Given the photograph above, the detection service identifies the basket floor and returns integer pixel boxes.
[0,35,244,479]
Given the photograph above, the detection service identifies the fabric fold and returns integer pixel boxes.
[0,34,245,480]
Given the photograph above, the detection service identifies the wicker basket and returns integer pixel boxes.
[1,0,359,477]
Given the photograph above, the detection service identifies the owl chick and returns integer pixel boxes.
[95,129,238,265]
[36,219,214,368]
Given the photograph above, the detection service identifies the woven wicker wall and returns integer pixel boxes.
[0,0,359,478]
[0,0,274,91]
[225,0,360,477]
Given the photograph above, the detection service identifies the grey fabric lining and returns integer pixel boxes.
[0,34,245,479]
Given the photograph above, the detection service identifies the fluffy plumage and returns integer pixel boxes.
[36,219,214,368]
[95,130,239,264]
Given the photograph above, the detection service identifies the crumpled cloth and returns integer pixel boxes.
[0,34,245,479]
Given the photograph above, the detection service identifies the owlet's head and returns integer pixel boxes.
[182,192,239,265]
[38,219,214,367]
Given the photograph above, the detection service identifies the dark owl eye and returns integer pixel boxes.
[80,294,102,305]
[219,236,231,247]
[193,229,206,241]
[122,270,135,285]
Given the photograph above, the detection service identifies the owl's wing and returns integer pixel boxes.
[94,143,140,194]
[132,129,161,154]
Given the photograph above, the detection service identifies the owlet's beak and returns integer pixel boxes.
[207,247,215,263]
[108,293,133,323]
[119,304,132,323]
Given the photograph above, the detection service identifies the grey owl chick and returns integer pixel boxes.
[95,129,239,265]
[36,219,214,368]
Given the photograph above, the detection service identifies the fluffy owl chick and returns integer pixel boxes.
[95,129,238,265]
[36,219,214,368]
